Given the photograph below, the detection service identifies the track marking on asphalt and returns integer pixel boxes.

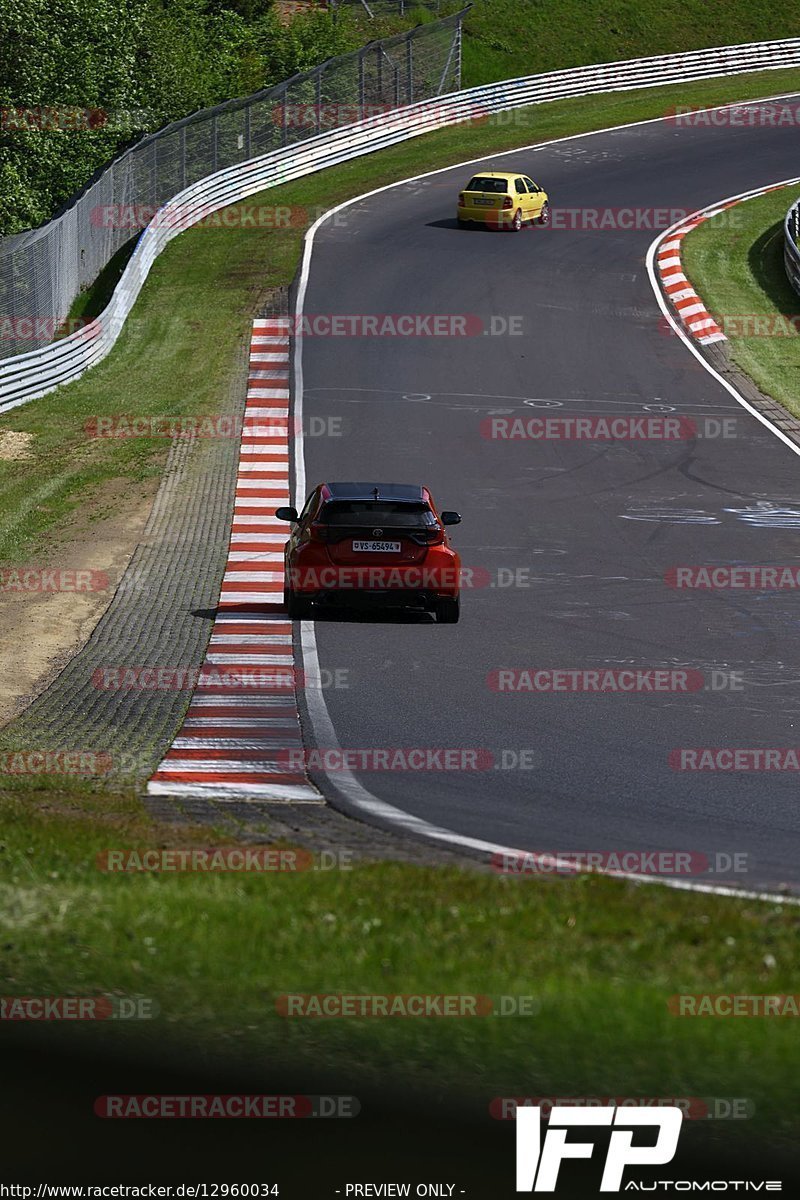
[147,317,322,804]
[306,386,741,414]
[293,93,800,902]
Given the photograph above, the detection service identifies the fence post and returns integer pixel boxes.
[244,103,251,159]
[436,15,463,95]
[315,69,322,135]
[456,13,464,90]
[181,125,187,189]
[406,34,414,103]
[24,244,35,356]
[212,113,218,173]
[359,47,365,120]
[376,44,383,103]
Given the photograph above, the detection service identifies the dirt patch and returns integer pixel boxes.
[0,432,34,461]
[274,0,320,23]
[0,476,159,728]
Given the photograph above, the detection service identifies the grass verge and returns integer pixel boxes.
[0,791,798,1145]
[681,185,800,418]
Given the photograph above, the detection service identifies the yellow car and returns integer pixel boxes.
[456,170,550,231]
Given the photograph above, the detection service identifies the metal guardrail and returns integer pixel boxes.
[3,34,800,411]
[784,198,800,294]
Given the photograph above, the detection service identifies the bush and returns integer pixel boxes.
[0,0,357,235]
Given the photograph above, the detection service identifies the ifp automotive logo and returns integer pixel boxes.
[515,1104,682,1191]
[515,1105,782,1191]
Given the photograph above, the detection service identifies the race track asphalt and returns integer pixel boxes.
[297,98,800,891]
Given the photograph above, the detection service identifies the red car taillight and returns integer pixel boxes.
[502,196,513,209]
[410,528,445,546]
[459,192,466,204]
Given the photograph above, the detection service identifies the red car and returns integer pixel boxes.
[276,481,462,622]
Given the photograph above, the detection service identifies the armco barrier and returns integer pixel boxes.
[3,36,800,412]
[784,198,800,294]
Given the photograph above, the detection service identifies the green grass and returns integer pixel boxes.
[0,212,302,564]
[3,66,800,568]
[349,1,800,89]
[681,186,800,418]
[1,791,799,1144]
[459,0,800,88]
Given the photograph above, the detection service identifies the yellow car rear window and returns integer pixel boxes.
[465,176,508,193]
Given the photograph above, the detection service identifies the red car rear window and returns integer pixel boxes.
[321,501,435,527]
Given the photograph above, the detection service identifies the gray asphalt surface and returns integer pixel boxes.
[298,99,800,891]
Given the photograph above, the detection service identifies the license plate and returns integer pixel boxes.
[475,197,495,206]
[352,540,401,553]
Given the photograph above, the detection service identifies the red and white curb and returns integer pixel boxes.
[147,318,321,803]
[655,183,794,346]
[656,217,727,345]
